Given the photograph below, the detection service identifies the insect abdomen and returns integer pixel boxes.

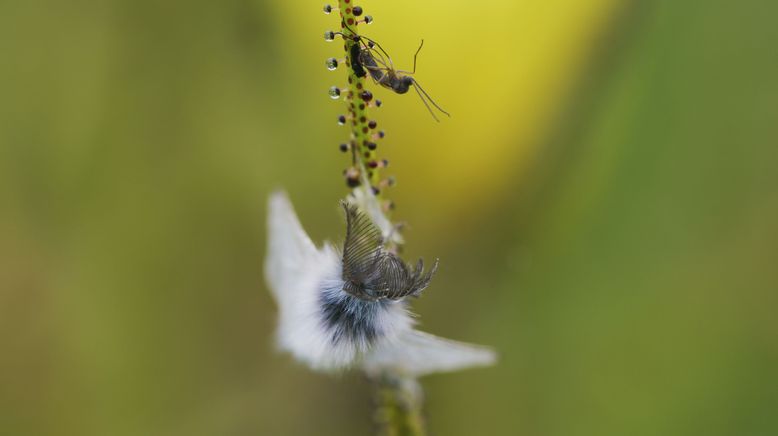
[358,50,385,83]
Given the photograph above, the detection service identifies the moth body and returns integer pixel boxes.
[265,191,496,375]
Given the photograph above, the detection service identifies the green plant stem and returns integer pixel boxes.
[334,8,417,432]
[337,0,381,189]
[371,373,427,436]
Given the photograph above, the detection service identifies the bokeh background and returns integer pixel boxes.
[1,0,777,435]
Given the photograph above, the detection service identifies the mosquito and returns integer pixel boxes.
[338,26,451,122]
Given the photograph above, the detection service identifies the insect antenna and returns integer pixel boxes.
[411,78,450,122]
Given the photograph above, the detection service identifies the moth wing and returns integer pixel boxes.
[364,330,496,377]
[350,185,403,246]
[264,191,320,306]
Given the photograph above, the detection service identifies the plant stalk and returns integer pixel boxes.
[371,373,427,436]
[337,0,381,189]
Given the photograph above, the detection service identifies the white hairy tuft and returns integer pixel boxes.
[264,191,496,375]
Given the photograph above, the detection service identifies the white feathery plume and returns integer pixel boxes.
[264,191,496,376]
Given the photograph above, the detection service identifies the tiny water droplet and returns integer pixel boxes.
[324,31,335,42]
[364,15,373,24]
[325,57,338,71]
[323,4,333,14]
[328,86,341,99]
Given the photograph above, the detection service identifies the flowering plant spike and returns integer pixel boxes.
[264,2,496,434]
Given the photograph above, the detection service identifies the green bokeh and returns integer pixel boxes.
[1,1,776,435]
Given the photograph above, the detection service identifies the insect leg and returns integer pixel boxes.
[358,35,392,61]
[396,40,424,75]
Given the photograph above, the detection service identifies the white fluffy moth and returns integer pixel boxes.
[264,189,496,376]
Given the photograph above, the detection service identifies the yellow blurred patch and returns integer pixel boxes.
[279,0,621,220]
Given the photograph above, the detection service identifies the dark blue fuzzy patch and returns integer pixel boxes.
[320,286,390,347]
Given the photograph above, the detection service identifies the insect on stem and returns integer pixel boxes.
[342,23,451,122]
[335,0,382,191]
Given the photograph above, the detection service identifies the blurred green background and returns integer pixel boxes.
[1,0,776,435]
